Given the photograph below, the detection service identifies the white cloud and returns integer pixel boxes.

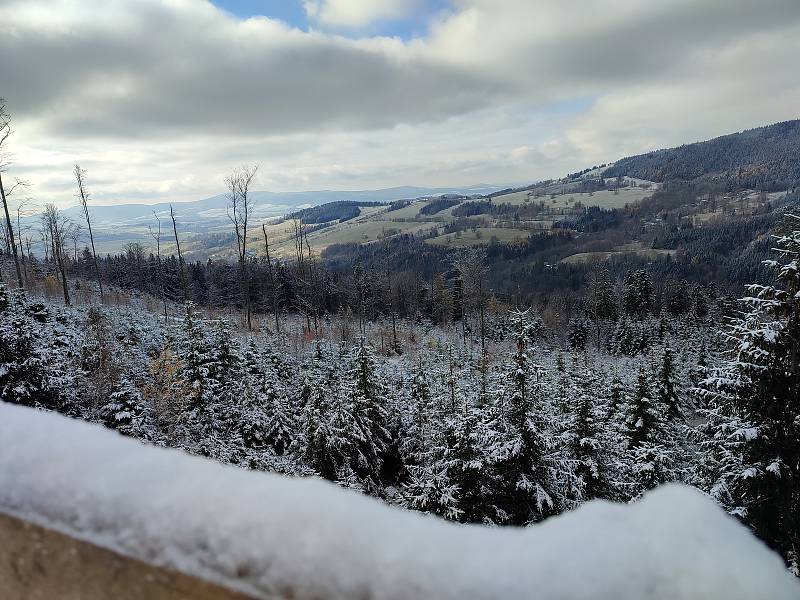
[1,0,798,209]
[303,0,420,28]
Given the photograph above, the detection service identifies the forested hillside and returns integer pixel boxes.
[604,120,800,191]
[2,110,800,575]
[3,206,800,571]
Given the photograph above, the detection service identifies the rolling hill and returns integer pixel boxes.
[603,120,800,192]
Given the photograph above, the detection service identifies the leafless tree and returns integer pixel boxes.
[170,205,188,303]
[67,220,83,264]
[290,215,321,335]
[41,203,72,305]
[149,211,167,319]
[39,219,51,264]
[0,99,24,288]
[74,164,104,302]
[453,247,490,349]
[16,197,37,285]
[261,223,280,332]
[384,237,399,353]
[225,164,258,329]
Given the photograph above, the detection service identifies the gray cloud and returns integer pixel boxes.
[1,0,798,207]
[1,0,507,139]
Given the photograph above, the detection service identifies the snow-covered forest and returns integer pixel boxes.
[2,216,799,575]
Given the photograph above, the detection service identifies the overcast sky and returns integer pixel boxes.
[2,0,799,207]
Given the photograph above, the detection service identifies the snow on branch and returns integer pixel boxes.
[0,403,798,600]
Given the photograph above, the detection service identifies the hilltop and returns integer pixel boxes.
[603,120,800,191]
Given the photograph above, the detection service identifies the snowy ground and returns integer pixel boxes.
[1,403,797,600]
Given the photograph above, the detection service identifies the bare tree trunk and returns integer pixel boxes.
[74,165,104,302]
[149,211,167,320]
[0,173,23,288]
[170,205,188,303]
[226,165,257,330]
[54,237,70,305]
[43,204,70,305]
[262,223,280,333]
[479,293,486,350]
[293,217,312,333]
[385,243,399,353]
[304,234,319,334]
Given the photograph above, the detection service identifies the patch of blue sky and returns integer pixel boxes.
[213,0,309,28]
[211,0,453,40]
[548,95,598,116]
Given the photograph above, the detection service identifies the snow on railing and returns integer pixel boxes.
[0,403,798,600]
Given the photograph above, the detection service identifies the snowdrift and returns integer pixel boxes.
[0,403,797,599]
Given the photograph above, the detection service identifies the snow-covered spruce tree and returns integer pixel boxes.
[98,377,152,439]
[243,339,263,377]
[173,304,235,459]
[569,371,615,502]
[441,408,492,523]
[234,342,274,452]
[694,221,800,572]
[568,317,590,352]
[690,341,710,388]
[657,346,683,419]
[623,269,653,319]
[208,318,241,392]
[237,373,271,451]
[405,355,435,465]
[206,319,247,443]
[606,371,625,422]
[304,378,350,481]
[624,366,677,496]
[179,304,212,411]
[490,308,558,524]
[263,384,297,456]
[610,317,652,356]
[400,463,462,521]
[344,340,391,491]
[0,285,54,407]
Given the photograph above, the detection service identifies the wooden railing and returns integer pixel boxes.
[0,512,255,600]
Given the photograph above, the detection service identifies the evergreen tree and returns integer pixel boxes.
[401,464,461,520]
[0,287,53,407]
[624,367,676,495]
[694,222,800,571]
[623,270,653,319]
[625,367,662,449]
[491,309,557,524]
[657,346,683,418]
[570,376,608,501]
[345,340,391,490]
[99,378,151,438]
[264,385,296,456]
[586,267,618,348]
[568,317,590,351]
[179,304,212,410]
[405,355,434,464]
[238,373,271,450]
[442,409,489,523]
[304,379,350,481]
[606,372,625,422]
[209,318,241,390]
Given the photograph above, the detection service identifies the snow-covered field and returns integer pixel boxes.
[1,403,797,600]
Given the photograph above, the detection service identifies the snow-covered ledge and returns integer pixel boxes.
[0,403,797,600]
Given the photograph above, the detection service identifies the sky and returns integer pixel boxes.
[1,0,799,207]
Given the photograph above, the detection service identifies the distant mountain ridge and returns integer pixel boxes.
[603,120,800,191]
[60,184,509,227]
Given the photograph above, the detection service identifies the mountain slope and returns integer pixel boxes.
[60,185,508,228]
[603,120,800,191]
